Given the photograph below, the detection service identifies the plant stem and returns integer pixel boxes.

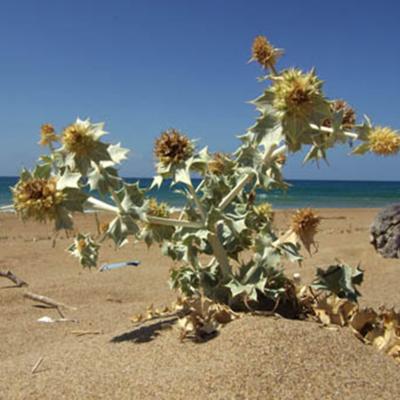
[85,196,203,229]
[271,144,287,158]
[270,65,278,76]
[207,231,231,279]
[110,191,124,213]
[219,174,252,211]
[178,178,206,221]
[188,183,207,222]
[146,215,203,229]
[309,123,358,139]
[86,197,118,213]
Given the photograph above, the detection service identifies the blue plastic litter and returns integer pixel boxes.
[99,261,141,272]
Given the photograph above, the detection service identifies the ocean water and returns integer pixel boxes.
[2,176,400,209]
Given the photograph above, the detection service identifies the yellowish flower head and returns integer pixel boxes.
[39,123,58,146]
[207,152,232,175]
[368,126,400,156]
[68,233,100,269]
[254,202,274,222]
[147,198,170,219]
[62,122,96,156]
[291,208,320,236]
[251,35,282,70]
[272,69,324,119]
[154,129,193,166]
[291,208,320,254]
[323,100,356,129]
[13,177,64,222]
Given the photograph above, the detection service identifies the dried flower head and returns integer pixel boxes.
[368,127,400,156]
[251,35,283,70]
[323,100,356,129]
[272,69,324,119]
[254,202,274,222]
[332,100,356,129]
[68,233,99,269]
[154,129,193,167]
[291,208,321,254]
[62,122,96,156]
[13,177,64,222]
[207,152,232,175]
[39,124,58,146]
[147,198,170,219]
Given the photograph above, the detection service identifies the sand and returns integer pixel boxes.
[0,208,399,399]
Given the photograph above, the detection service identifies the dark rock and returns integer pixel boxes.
[370,204,400,259]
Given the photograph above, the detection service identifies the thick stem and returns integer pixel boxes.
[270,65,278,76]
[86,196,203,229]
[217,143,287,213]
[178,178,205,221]
[309,123,358,139]
[110,191,124,213]
[146,215,203,229]
[262,143,277,165]
[188,184,206,222]
[86,197,118,213]
[219,174,252,211]
[271,144,287,158]
[208,231,231,279]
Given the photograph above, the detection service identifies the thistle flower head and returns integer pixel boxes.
[147,198,170,219]
[272,69,324,119]
[332,100,356,129]
[368,126,400,156]
[39,124,58,146]
[13,177,64,222]
[291,208,320,254]
[62,121,96,156]
[207,152,233,175]
[323,100,356,129]
[251,35,283,70]
[154,129,194,167]
[254,202,274,222]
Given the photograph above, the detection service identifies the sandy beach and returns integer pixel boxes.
[1,208,399,399]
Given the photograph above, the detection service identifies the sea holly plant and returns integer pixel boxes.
[11,36,400,345]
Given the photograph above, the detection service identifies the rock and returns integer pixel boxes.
[370,204,400,258]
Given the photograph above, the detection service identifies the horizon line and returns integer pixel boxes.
[0,176,400,184]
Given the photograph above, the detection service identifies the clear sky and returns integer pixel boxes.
[0,0,399,180]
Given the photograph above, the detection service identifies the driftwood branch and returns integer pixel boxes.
[0,270,28,287]
[71,330,102,337]
[23,291,77,311]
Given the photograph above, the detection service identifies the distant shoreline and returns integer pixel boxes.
[1,176,400,183]
[1,177,399,209]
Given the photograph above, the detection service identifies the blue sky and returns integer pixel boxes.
[0,0,399,180]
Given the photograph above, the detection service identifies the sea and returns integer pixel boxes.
[1,176,400,209]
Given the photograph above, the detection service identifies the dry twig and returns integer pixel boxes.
[71,330,102,336]
[23,291,77,311]
[0,270,28,287]
[31,356,44,374]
